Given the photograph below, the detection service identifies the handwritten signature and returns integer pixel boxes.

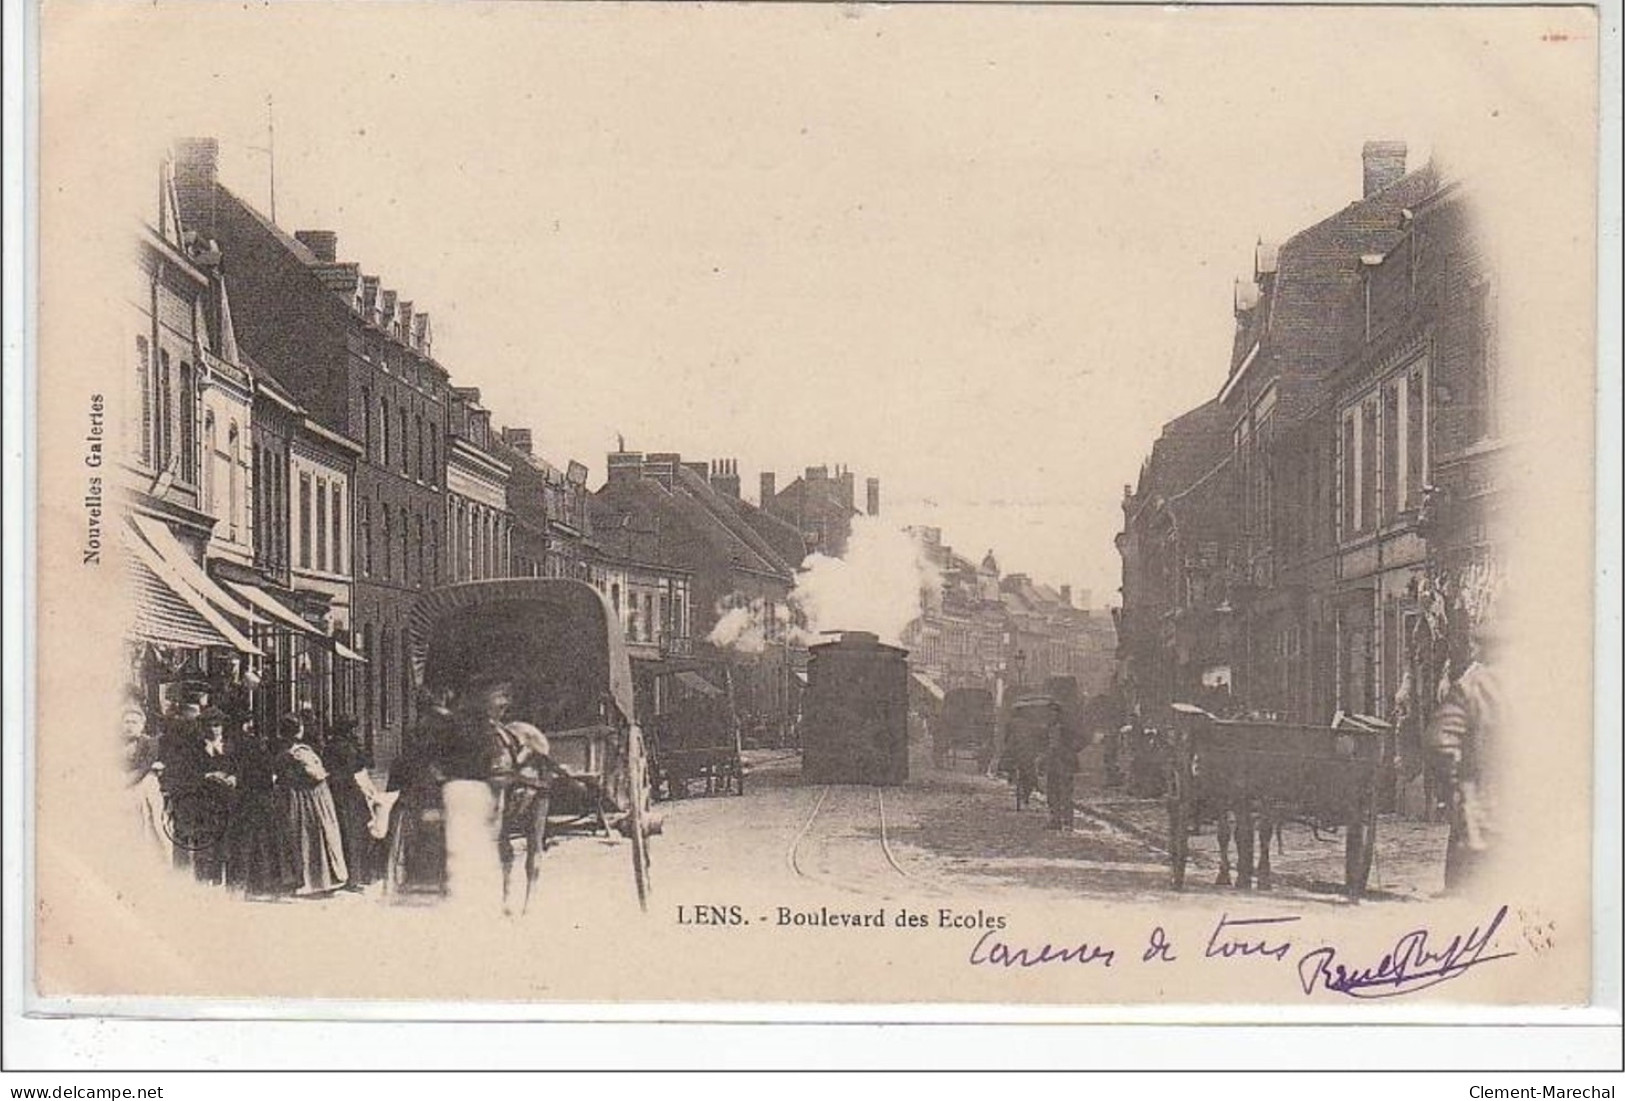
[1296,904,1515,998]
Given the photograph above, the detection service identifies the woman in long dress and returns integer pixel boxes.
[274,714,348,896]
[322,717,378,890]
[384,688,457,896]
[121,704,172,868]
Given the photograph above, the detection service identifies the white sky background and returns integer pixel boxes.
[85,3,1594,606]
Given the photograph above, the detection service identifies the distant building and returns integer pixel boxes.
[594,449,806,741]
[495,427,593,582]
[759,463,878,558]
[444,387,511,584]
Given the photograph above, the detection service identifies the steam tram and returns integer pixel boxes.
[800,631,910,786]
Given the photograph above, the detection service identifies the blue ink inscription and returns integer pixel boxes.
[1205,913,1300,962]
[1296,904,1515,998]
[969,930,1116,969]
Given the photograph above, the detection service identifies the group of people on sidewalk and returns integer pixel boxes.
[122,692,384,899]
[121,673,564,914]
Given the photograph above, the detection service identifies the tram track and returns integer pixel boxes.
[786,784,924,895]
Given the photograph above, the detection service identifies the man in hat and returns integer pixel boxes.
[162,706,240,882]
[1425,616,1503,893]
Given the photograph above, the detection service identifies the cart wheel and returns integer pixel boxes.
[628,727,652,911]
[1344,792,1378,899]
[1167,745,1189,891]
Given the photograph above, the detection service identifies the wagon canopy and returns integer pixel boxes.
[409,579,636,726]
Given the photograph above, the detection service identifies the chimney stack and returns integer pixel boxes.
[839,468,856,510]
[503,427,534,455]
[710,458,741,498]
[1361,140,1408,198]
[760,471,776,505]
[172,138,220,236]
[645,452,681,490]
[295,230,339,263]
[865,477,880,517]
[1060,585,1072,607]
[607,451,645,484]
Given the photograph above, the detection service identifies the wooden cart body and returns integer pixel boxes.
[409,579,654,908]
[938,687,996,771]
[1165,706,1386,899]
[645,669,744,799]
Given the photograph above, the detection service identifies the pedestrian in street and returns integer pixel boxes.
[1004,705,1042,812]
[1043,700,1080,832]
[226,717,292,898]
[120,702,171,868]
[384,687,458,896]
[274,713,349,897]
[323,716,380,890]
[441,676,514,913]
[1425,617,1503,894]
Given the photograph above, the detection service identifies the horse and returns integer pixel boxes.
[493,721,555,917]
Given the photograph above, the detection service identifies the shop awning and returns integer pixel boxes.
[122,526,262,655]
[911,670,946,702]
[224,579,323,636]
[129,514,264,626]
[675,670,723,698]
[331,637,368,663]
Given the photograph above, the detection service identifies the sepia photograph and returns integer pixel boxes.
[16,0,1611,1033]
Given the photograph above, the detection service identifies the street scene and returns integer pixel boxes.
[116,66,1505,919]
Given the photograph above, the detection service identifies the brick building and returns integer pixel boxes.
[759,463,879,558]
[593,449,806,740]
[173,138,461,765]
[1117,142,1503,776]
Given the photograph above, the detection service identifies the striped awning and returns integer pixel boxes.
[122,524,261,655]
[129,514,264,626]
[224,579,322,636]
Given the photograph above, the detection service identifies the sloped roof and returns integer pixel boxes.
[592,471,792,581]
[723,495,807,569]
[1225,165,1438,419]
[1134,398,1232,505]
[673,465,796,576]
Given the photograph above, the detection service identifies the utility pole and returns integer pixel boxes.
[246,94,279,224]
[266,94,277,224]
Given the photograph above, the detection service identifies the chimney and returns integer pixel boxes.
[806,465,829,483]
[172,138,220,236]
[760,471,776,505]
[1060,585,1072,607]
[1362,140,1408,198]
[839,468,856,509]
[646,452,681,490]
[711,458,741,498]
[866,477,880,517]
[503,427,534,455]
[607,451,644,484]
[295,230,338,263]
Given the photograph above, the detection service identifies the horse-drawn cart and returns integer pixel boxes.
[1164,704,1387,900]
[409,579,655,910]
[645,670,744,799]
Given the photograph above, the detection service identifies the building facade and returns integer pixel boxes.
[174,138,457,765]
[1116,143,1503,819]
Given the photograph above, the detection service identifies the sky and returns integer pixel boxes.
[62,2,1598,607]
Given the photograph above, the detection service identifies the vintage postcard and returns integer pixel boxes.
[26,0,1604,1012]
